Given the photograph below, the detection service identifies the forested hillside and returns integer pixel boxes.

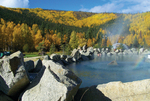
[0,6,150,54]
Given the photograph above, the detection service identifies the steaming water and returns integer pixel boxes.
[67,55,150,88]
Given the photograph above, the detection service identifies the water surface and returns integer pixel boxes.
[67,55,150,88]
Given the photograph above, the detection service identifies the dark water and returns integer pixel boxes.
[67,55,150,88]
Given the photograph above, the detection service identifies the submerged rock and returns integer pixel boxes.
[108,60,118,65]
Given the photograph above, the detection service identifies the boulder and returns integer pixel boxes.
[82,45,87,52]
[123,51,128,55]
[108,60,118,65]
[81,51,91,57]
[131,48,137,52]
[74,86,111,101]
[118,52,123,55]
[43,55,50,60]
[139,48,144,54]
[71,49,81,61]
[115,49,120,53]
[81,55,89,61]
[111,52,117,55]
[50,54,61,62]
[101,48,105,52]
[75,79,150,101]
[96,79,150,101]
[33,59,42,73]
[25,60,34,72]
[105,48,109,53]
[87,47,94,53]
[60,55,67,60]
[101,52,106,56]
[97,48,101,53]
[93,51,99,56]
[65,56,73,63]
[107,52,113,56]
[21,60,82,101]
[0,51,30,97]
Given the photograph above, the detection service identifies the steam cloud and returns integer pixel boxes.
[0,0,29,8]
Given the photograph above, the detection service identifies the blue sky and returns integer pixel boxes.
[1,0,150,13]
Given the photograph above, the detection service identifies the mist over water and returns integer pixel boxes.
[67,55,150,88]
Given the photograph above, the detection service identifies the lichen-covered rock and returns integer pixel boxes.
[21,60,82,101]
[0,51,30,97]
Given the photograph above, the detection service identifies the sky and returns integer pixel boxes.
[1,0,150,13]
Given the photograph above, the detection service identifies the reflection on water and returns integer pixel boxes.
[67,55,150,88]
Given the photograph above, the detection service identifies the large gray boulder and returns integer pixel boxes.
[74,86,111,101]
[0,51,30,97]
[82,45,87,52]
[81,55,89,61]
[87,47,94,53]
[65,56,73,63]
[21,60,82,101]
[43,55,50,60]
[139,48,144,54]
[96,79,150,101]
[75,79,150,101]
[60,55,67,60]
[71,49,81,61]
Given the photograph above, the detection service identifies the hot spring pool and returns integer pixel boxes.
[67,55,150,88]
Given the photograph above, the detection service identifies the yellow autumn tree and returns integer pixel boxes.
[34,29,43,49]
[12,24,24,51]
[76,32,87,47]
[107,38,112,47]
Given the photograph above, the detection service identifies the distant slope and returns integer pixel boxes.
[0,6,117,28]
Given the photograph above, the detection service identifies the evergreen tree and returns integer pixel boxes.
[65,44,72,55]
[49,43,56,55]
[133,36,139,48]
[69,31,78,49]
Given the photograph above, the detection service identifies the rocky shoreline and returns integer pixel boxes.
[1,47,150,101]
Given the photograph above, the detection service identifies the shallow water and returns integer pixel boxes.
[67,55,150,88]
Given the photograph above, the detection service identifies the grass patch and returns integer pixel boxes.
[23,51,66,58]
[23,52,39,58]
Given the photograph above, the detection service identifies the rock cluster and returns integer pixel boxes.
[1,47,150,101]
[0,51,82,101]
[99,47,150,56]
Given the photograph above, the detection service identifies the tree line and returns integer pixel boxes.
[1,6,150,54]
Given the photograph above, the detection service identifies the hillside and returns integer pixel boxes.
[0,6,150,53]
